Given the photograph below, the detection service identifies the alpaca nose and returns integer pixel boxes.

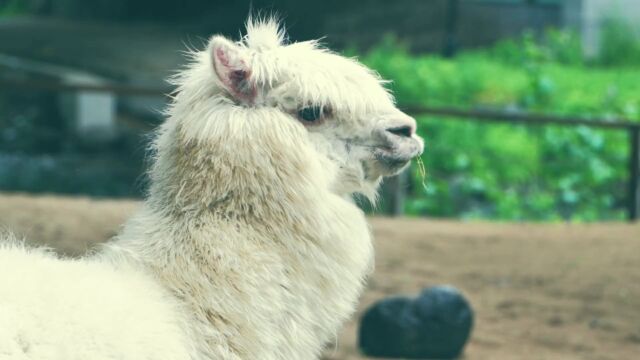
[385,117,417,138]
[386,125,413,138]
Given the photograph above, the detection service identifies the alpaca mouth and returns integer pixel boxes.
[373,136,423,174]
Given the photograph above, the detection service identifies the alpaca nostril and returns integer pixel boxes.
[386,125,413,138]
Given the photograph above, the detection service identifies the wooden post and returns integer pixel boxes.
[386,170,408,217]
[629,127,640,221]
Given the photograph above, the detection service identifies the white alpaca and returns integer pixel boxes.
[0,18,423,360]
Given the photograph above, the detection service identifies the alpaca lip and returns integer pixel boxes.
[374,136,423,170]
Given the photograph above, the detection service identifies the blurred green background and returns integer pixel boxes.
[1,0,639,221]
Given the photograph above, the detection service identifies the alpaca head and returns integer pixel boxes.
[169,18,423,202]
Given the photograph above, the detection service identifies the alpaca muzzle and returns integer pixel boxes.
[373,125,424,173]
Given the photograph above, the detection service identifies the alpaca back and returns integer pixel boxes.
[0,241,192,360]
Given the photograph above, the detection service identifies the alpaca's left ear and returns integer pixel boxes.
[210,36,257,104]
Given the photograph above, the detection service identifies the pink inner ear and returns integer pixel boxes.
[214,47,256,104]
[216,48,231,67]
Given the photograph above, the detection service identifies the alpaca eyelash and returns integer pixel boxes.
[298,106,323,122]
[296,106,332,125]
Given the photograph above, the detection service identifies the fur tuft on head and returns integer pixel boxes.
[243,15,286,51]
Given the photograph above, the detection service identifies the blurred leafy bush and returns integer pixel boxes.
[599,19,640,67]
[360,28,640,221]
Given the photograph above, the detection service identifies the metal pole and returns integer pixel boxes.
[629,127,640,221]
[386,170,408,217]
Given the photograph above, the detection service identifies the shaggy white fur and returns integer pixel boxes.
[0,17,423,360]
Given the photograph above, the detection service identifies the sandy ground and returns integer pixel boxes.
[1,192,639,360]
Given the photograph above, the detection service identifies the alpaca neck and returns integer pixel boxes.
[108,112,371,358]
[145,110,338,223]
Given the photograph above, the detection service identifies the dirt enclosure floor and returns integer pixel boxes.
[1,193,639,360]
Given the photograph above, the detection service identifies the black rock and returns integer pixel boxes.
[358,285,473,359]
[358,296,415,358]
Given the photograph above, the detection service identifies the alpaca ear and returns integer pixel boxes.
[210,36,257,104]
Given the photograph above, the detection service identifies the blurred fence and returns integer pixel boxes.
[2,77,639,221]
[393,107,640,222]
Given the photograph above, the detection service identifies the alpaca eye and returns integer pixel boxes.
[298,106,323,123]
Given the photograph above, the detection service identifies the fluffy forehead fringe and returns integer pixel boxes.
[169,16,395,116]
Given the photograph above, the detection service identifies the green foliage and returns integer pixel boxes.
[360,30,638,221]
[599,18,640,67]
[488,29,585,67]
